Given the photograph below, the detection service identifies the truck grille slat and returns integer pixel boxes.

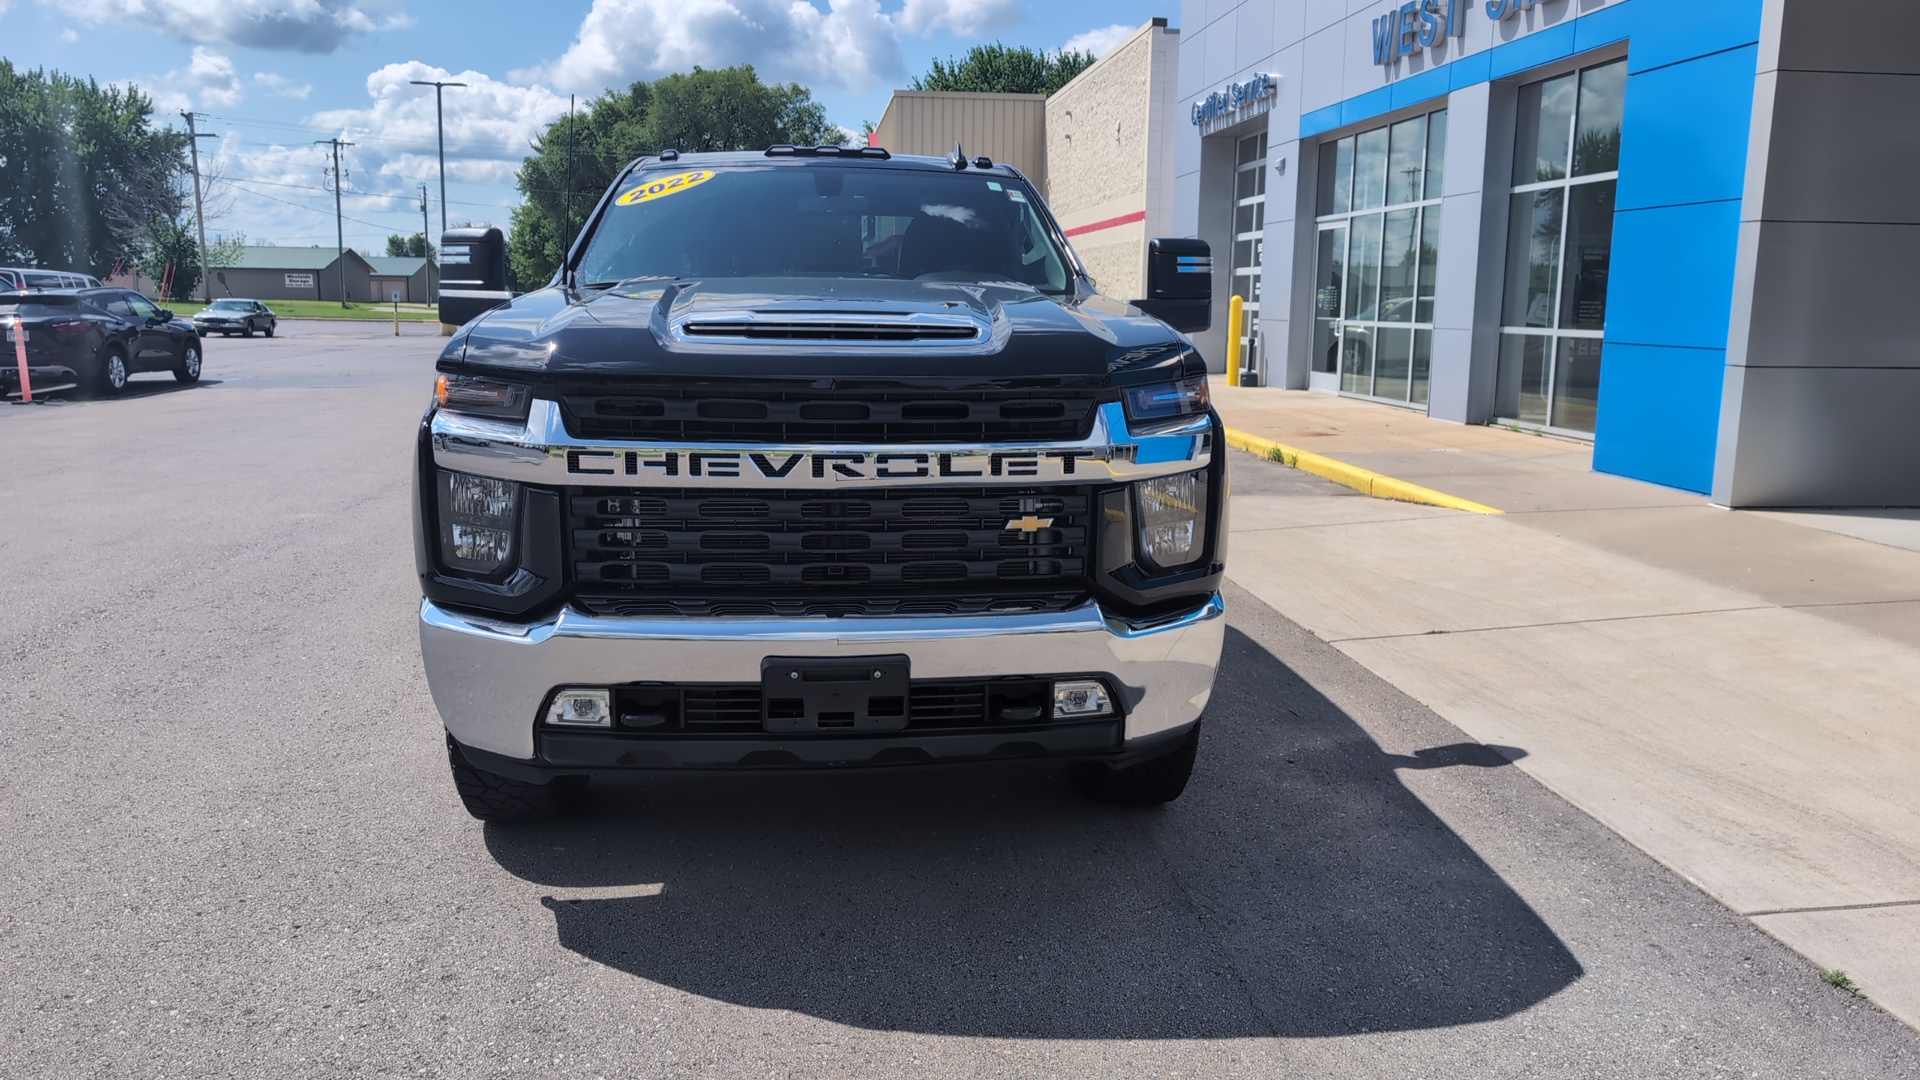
[571,486,1091,613]
[633,679,1091,733]
[561,388,1100,443]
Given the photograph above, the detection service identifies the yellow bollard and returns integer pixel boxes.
[1226,294,1243,387]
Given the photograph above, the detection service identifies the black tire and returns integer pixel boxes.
[263,322,275,338]
[446,736,578,822]
[1071,723,1200,805]
[173,340,202,384]
[241,320,254,338]
[94,347,128,396]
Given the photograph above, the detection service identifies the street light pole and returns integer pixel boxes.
[409,79,466,240]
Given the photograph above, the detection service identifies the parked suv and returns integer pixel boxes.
[1,288,202,396]
[0,268,102,291]
[417,146,1225,821]
[193,298,277,337]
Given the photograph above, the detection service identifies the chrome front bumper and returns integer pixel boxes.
[419,594,1226,761]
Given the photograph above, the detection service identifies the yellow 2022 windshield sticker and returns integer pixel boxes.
[615,170,715,205]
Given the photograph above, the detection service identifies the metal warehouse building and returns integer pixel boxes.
[1176,0,1917,507]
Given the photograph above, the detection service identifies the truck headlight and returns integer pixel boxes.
[1122,375,1209,423]
[435,373,530,421]
[1134,469,1208,570]
[437,469,520,573]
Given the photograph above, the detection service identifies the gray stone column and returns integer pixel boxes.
[1425,81,1514,425]
[1712,0,1920,507]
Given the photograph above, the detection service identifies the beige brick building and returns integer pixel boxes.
[1044,20,1181,303]
[871,92,1048,189]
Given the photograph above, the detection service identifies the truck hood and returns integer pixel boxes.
[447,278,1195,384]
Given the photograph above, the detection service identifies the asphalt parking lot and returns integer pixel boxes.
[2,325,1916,1078]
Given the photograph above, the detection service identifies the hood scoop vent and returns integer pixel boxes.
[681,316,981,343]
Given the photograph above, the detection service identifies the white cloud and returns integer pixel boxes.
[306,62,569,188]
[544,0,904,96]
[189,47,246,107]
[254,71,313,99]
[62,27,80,42]
[895,0,1021,37]
[52,0,409,53]
[1061,22,1137,59]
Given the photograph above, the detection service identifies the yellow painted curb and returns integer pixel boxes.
[1223,428,1503,514]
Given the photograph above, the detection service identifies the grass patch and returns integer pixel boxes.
[1822,969,1864,997]
[171,299,441,321]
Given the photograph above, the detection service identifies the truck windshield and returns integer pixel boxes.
[575,164,1074,294]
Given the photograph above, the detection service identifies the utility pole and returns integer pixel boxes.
[420,183,434,301]
[409,79,466,239]
[566,95,576,241]
[180,111,217,302]
[316,137,354,308]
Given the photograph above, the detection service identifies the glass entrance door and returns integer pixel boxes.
[1230,132,1267,384]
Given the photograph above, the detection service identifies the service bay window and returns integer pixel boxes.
[1311,109,1447,408]
[1495,58,1625,435]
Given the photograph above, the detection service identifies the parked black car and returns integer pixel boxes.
[192,298,277,337]
[0,287,202,397]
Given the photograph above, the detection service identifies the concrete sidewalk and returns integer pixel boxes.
[1216,386,1920,1028]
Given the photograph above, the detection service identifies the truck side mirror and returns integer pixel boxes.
[1133,238,1213,334]
[439,226,513,328]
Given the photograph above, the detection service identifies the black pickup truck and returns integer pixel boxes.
[416,145,1227,821]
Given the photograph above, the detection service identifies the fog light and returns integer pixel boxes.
[545,688,612,728]
[1053,680,1114,718]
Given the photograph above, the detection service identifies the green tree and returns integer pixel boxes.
[386,232,434,258]
[143,216,202,301]
[0,61,186,274]
[509,66,835,285]
[911,44,1097,96]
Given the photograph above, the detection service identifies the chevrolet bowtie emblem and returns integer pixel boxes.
[1005,515,1054,533]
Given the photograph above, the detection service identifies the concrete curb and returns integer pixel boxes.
[1223,427,1503,515]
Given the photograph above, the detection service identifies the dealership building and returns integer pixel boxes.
[1170,0,1916,506]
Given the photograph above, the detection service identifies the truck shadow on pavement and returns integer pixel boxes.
[483,624,1582,1039]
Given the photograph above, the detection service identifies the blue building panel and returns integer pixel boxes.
[1573,0,1636,53]
[1301,102,1343,138]
[1614,45,1760,211]
[1389,66,1452,111]
[1486,19,1578,81]
[1626,0,1763,74]
[1592,344,1725,493]
[1605,200,1744,352]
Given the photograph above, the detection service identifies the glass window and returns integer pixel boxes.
[1502,188,1563,328]
[1313,227,1345,375]
[1513,72,1576,184]
[1345,213,1382,321]
[1317,137,1354,216]
[1352,126,1389,211]
[1412,329,1432,407]
[1559,180,1615,330]
[1496,335,1552,426]
[1552,337,1603,431]
[125,293,160,318]
[1374,327,1412,403]
[1423,110,1448,200]
[1416,206,1442,324]
[1311,107,1446,408]
[1379,208,1419,322]
[1386,114,1426,207]
[1573,59,1626,176]
[1496,59,1624,435]
[1230,132,1268,384]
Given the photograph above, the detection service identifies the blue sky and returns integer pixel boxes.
[4,0,1175,253]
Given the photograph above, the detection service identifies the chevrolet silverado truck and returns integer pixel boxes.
[416,144,1227,822]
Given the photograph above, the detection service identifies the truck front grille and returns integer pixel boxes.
[559,388,1100,443]
[570,486,1091,609]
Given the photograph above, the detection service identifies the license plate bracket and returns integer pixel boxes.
[761,655,910,733]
